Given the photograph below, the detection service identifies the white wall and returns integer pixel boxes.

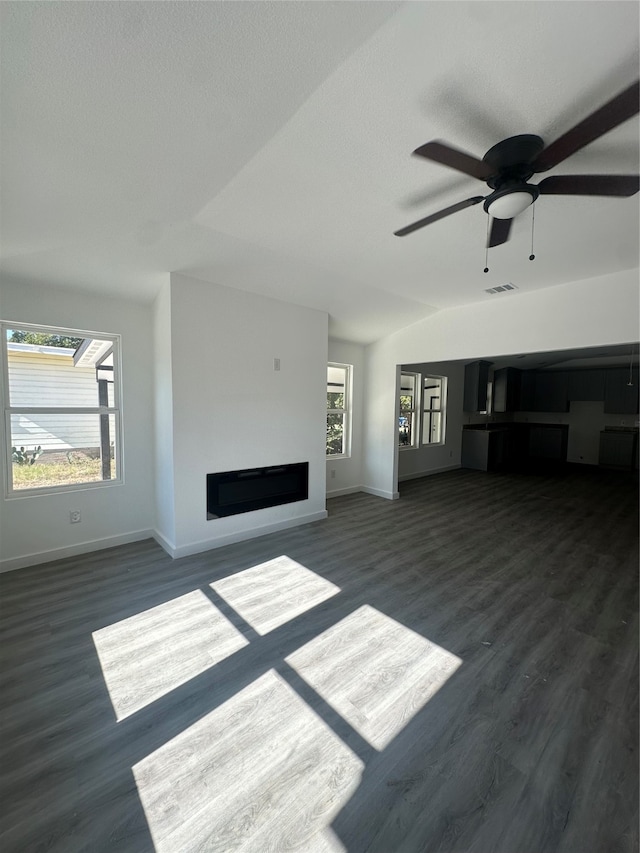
[165,273,328,558]
[153,280,176,551]
[397,360,465,481]
[326,339,365,497]
[363,269,640,499]
[0,278,155,571]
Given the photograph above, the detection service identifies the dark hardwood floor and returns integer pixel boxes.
[1,466,638,852]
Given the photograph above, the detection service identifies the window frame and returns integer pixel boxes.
[398,371,420,450]
[422,374,447,446]
[2,321,124,498]
[326,362,352,459]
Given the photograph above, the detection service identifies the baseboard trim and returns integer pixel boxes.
[152,529,176,557]
[360,486,399,500]
[164,510,329,560]
[398,464,461,482]
[326,485,363,499]
[0,529,156,574]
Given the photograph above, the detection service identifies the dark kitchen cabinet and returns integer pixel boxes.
[461,429,491,471]
[493,367,521,413]
[528,425,568,460]
[519,370,537,411]
[599,430,637,469]
[533,371,569,412]
[603,368,639,414]
[461,427,512,471]
[463,360,492,412]
[568,369,605,402]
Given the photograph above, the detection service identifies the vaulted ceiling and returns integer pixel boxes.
[1,1,638,343]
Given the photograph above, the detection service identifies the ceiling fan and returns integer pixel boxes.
[395,80,640,247]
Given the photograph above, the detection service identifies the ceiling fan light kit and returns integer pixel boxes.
[484,186,538,220]
[395,80,640,252]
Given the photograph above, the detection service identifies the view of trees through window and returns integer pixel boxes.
[327,364,350,457]
[7,330,84,349]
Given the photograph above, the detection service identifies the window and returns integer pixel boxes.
[326,363,351,457]
[2,323,122,494]
[399,372,419,448]
[422,375,447,444]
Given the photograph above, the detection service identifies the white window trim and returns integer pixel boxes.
[399,371,421,450]
[326,362,352,459]
[1,321,124,498]
[422,374,447,446]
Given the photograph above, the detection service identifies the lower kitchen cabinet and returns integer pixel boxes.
[599,430,638,469]
[461,428,511,472]
[461,423,569,472]
[528,425,568,461]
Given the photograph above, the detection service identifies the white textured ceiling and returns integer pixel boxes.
[1,1,638,343]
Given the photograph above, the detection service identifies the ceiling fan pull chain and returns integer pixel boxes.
[484,217,490,273]
[529,203,536,261]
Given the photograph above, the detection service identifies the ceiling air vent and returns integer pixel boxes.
[484,283,519,295]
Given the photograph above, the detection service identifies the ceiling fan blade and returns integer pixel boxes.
[538,174,640,196]
[488,217,513,248]
[413,141,495,180]
[532,80,640,172]
[394,196,485,237]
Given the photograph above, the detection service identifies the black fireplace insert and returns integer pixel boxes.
[207,462,309,519]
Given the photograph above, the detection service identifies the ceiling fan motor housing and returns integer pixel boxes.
[483,134,545,183]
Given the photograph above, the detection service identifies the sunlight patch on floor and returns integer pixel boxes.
[286,605,462,750]
[92,590,248,720]
[133,669,363,852]
[211,555,340,635]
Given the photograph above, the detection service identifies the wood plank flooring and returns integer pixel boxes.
[1,465,638,852]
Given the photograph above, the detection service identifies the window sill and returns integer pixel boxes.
[5,478,123,499]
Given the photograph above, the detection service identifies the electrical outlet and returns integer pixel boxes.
[70,511,81,524]
[273,358,281,371]
[330,469,336,479]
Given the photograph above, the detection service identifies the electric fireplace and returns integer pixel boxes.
[207,462,309,519]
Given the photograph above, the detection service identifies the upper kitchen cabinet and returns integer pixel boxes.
[604,368,639,414]
[533,371,569,412]
[463,360,492,413]
[519,370,537,411]
[568,369,605,402]
[493,367,521,413]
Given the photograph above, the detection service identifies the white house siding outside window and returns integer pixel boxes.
[326,363,351,458]
[2,324,122,494]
